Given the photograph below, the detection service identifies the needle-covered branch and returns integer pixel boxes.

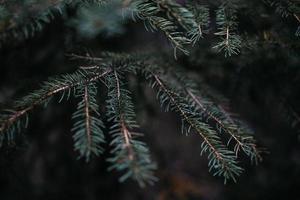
[105,70,157,187]
[130,0,190,57]
[213,1,241,57]
[141,65,243,183]
[0,52,263,185]
[0,67,111,147]
[170,69,262,163]
[72,82,105,161]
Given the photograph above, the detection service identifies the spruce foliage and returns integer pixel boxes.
[0,51,263,185]
[1,0,299,187]
[72,82,105,161]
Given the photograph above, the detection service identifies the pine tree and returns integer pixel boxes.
[0,0,299,189]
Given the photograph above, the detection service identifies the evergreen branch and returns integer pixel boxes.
[156,0,196,31]
[0,68,112,146]
[0,0,69,46]
[185,89,260,161]
[106,70,157,187]
[71,83,105,161]
[0,109,29,147]
[147,16,190,57]
[264,0,300,36]
[69,52,263,164]
[129,0,190,57]
[167,68,262,163]
[156,0,211,45]
[187,4,210,44]
[142,67,243,183]
[213,2,241,57]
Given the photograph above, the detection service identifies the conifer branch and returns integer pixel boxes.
[264,0,300,36]
[142,67,243,183]
[168,68,262,163]
[72,83,105,161]
[106,70,156,187]
[213,1,241,57]
[0,68,111,145]
[0,51,264,185]
[185,89,260,161]
[156,0,196,31]
[0,0,280,188]
[187,4,210,44]
[0,0,69,46]
[129,0,190,57]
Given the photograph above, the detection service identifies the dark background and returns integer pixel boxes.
[1,5,300,200]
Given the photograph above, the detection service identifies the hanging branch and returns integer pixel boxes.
[129,0,190,57]
[72,82,105,161]
[141,66,243,183]
[106,70,157,187]
[156,0,196,30]
[167,69,262,163]
[213,1,241,57]
[0,51,264,185]
[187,4,210,44]
[0,68,111,146]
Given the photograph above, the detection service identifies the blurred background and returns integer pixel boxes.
[0,1,300,199]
